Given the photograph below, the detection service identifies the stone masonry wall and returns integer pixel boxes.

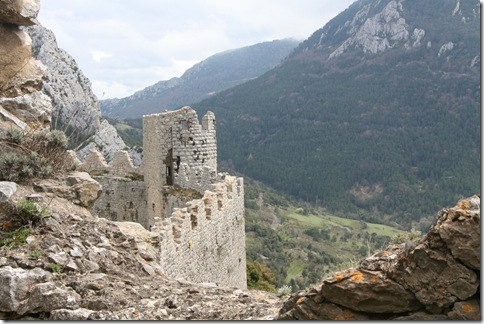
[77,107,247,289]
[143,107,217,223]
[91,177,148,228]
[152,175,246,288]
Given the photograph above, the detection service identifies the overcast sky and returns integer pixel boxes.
[37,0,355,99]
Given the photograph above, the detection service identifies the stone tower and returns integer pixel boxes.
[143,106,217,224]
[86,106,247,288]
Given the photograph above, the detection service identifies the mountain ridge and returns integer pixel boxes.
[100,39,299,120]
[193,0,480,228]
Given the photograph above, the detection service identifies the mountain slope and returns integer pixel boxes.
[193,0,480,228]
[100,39,299,120]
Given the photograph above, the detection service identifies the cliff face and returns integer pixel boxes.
[277,195,480,320]
[0,0,53,131]
[24,23,130,162]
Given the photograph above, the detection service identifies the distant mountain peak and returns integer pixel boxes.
[327,0,410,58]
[100,39,299,120]
[297,0,479,63]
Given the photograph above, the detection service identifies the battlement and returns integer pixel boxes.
[149,175,245,287]
[81,107,246,288]
[78,149,140,178]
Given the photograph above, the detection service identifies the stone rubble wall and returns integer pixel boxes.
[152,175,246,289]
[91,177,148,228]
[143,107,218,223]
[174,164,217,194]
[77,149,138,178]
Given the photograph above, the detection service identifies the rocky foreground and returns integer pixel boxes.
[0,173,480,320]
[0,175,282,320]
[278,195,480,320]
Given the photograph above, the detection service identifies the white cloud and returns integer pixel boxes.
[37,0,356,99]
[91,50,112,63]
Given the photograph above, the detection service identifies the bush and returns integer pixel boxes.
[246,260,277,293]
[0,227,31,249]
[0,129,73,182]
[391,228,422,244]
[15,199,50,227]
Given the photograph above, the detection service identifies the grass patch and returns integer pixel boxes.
[286,260,306,281]
[0,227,31,249]
[287,208,406,236]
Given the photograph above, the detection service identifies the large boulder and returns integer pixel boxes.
[0,181,17,203]
[277,195,480,320]
[0,0,53,130]
[33,172,102,207]
[0,266,51,312]
[0,0,40,26]
[0,24,45,98]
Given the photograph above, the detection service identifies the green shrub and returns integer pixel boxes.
[0,227,31,249]
[247,260,277,293]
[277,285,292,296]
[0,129,73,183]
[30,250,42,259]
[391,228,422,244]
[49,262,62,274]
[15,199,50,226]
[5,128,24,145]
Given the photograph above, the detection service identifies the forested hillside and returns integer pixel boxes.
[193,0,480,229]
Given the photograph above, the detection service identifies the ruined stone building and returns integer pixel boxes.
[77,106,247,289]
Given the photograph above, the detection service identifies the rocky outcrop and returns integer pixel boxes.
[0,0,128,160]
[0,180,281,320]
[277,195,480,320]
[25,23,128,162]
[0,0,39,26]
[0,182,17,202]
[328,0,411,58]
[0,0,53,130]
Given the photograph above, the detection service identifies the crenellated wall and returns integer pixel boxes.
[78,107,246,288]
[152,175,246,287]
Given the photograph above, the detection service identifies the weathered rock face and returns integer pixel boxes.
[0,0,39,26]
[0,181,281,320]
[0,0,53,130]
[25,23,129,162]
[277,195,480,320]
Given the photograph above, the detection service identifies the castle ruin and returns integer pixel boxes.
[77,106,247,289]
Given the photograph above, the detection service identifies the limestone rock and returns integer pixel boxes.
[277,195,480,320]
[0,181,17,202]
[25,23,100,135]
[0,0,54,131]
[447,298,481,320]
[50,308,93,321]
[65,172,102,207]
[435,195,480,270]
[386,196,480,314]
[329,0,410,59]
[75,119,127,162]
[0,24,45,98]
[33,172,102,207]
[16,282,81,315]
[0,0,40,26]
[0,91,52,128]
[0,266,52,312]
[320,268,421,313]
[25,23,128,162]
